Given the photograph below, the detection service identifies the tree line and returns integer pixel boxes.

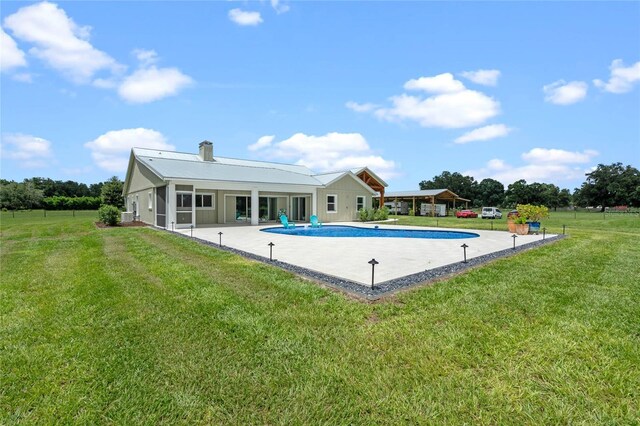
[419,163,640,210]
[0,177,124,211]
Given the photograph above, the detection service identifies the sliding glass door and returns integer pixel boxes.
[291,197,307,221]
[235,196,278,222]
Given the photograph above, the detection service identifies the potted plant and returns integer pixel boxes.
[513,215,529,235]
[517,204,549,234]
[506,209,518,233]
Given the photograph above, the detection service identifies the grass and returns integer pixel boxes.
[1,210,639,424]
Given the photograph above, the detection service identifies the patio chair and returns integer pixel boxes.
[310,214,322,228]
[280,215,296,228]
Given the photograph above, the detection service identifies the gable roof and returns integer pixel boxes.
[127,148,384,193]
[377,189,470,202]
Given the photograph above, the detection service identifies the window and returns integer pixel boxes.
[176,193,192,211]
[356,196,365,211]
[327,194,337,213]
[148,192,153,210]
[196,194,215,209]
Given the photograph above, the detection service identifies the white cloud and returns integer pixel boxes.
[132,49,158,67]
[248,135,275,151]
[593,59,640,94]
[118,65,193,104]
[3,1,123,84]
[345,101,379,113]
[459,69,501,86]
[0,133,53,168]
[454,124,512,144]
[84,128,175,172]
[12,73,33,83]
[271,0,290,14]
[228,9,263,26]
[521,148,599,164]
[464,148,599,185]
[543,80,588,105]
[358,73,500,128]
[375,90,500,128]
[0,28,27,71]
[404,73,465,94]
[248,132,398,180]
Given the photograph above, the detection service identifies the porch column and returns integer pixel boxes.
[251,188,259,225]
[167,181,176,229]
[312,189,317,216]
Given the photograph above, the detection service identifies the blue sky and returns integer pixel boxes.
[1,1,639,191]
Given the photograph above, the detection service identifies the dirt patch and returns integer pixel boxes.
[95,221,148,229]
[367,312,381,324]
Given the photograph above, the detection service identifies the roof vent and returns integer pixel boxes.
[199,140,214,161]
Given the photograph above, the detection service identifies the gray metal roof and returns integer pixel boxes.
[378,189,464,198]
[138,155,323,186]
[313,172,346,185]
[133,147,314,176]
[131,147,385,190]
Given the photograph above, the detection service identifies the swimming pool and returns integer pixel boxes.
[261,225,479,239]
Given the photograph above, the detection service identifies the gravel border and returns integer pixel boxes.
[164,228,566,300]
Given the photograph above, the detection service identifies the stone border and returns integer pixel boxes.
[163,227,567,301]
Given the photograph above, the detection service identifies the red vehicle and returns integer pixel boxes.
[456,209,478,218]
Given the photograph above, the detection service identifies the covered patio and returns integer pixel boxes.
[375,189,470,216]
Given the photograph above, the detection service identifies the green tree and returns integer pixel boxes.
[505,179,531,207]
[558,188,572,208]
[100,176,124,208]
[419,171,478,202]
[476,178,505,207]
[575,163,640,210]
[0,181,43,210]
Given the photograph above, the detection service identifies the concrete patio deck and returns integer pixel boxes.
[175,222,557,287]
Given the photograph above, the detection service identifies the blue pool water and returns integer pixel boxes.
[261,225,479,239]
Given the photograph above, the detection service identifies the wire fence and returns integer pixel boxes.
[1,209,99,220]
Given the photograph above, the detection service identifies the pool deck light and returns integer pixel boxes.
[368,258,379,290]
[268,242,275,261]
[461,243,469,263]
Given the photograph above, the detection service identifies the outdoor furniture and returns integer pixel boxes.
[280,215,296,228]
[310,215,322,228]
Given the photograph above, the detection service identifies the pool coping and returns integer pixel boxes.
[164,227,567,301]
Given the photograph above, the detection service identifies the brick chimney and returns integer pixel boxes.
[199,140,213,161]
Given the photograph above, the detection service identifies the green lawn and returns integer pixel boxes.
[1,210,639,424]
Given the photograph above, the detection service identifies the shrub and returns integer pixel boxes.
[373,206,389,221]
[98,205,121,226]
[359,207,388,222]
[516,204,550,222]
[359,208,368,222]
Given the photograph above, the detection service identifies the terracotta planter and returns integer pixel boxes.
[515,223,529,235]
[507,220,516,233]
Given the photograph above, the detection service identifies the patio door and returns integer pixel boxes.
[291,197,307,221]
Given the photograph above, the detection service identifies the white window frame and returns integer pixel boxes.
[176,192,193,211]
[148,191,153,210]
[356,196,365,211]
[195,193,215,210]
[327,194,337,213]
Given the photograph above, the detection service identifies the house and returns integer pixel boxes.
[123,141,387,228]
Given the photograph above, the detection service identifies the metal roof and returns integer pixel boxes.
[313,172,346,185]
[132,147,314,176]
[131,147,385,191]
[138,155,323,186]
[376,189,469,201]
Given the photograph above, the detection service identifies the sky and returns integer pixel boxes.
[1,1,639,191]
